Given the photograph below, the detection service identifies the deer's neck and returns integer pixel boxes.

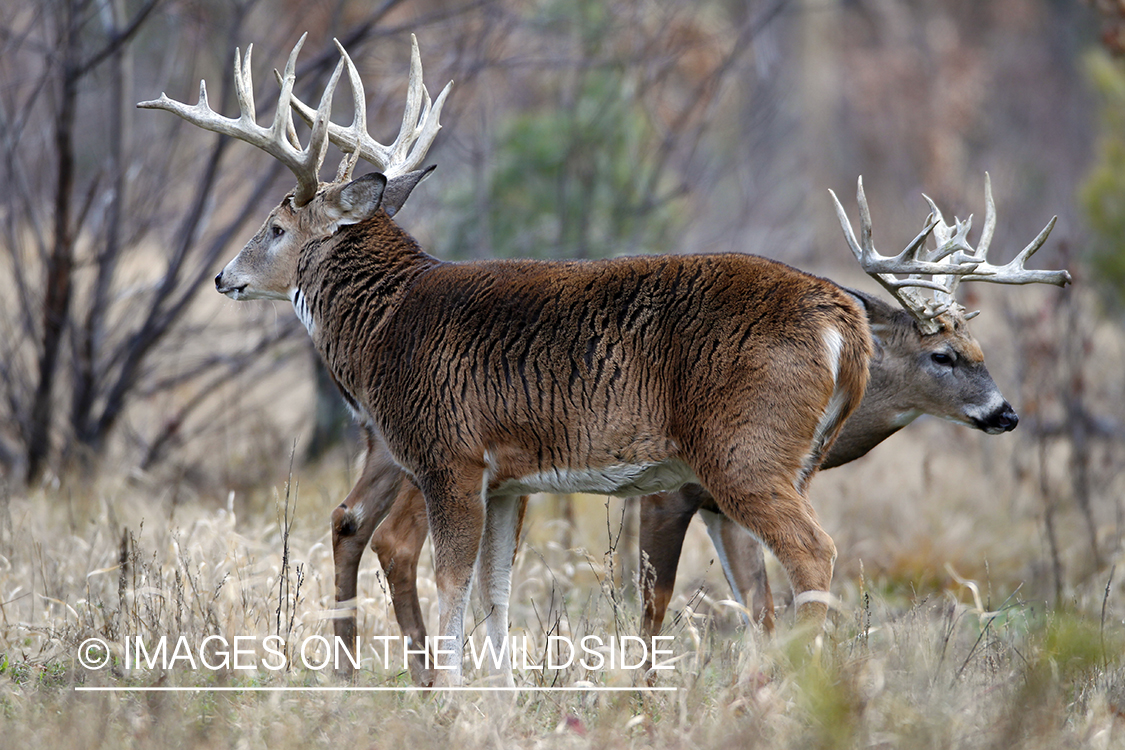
[292,219,438,412]
[820,360,921,470]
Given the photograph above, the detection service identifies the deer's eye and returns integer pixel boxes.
[930,352,954,366]
[271,225,285,239]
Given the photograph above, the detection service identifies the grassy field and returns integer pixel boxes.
[1,433,1123,750]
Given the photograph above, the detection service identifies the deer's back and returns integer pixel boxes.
[350,252,867,481]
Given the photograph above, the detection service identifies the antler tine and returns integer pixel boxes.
[273,38,303,151]
[958,215,1069,286]
[856,176,874,261]
[275,35,347,205]
[828,185,865,266]
[138,33,342,207]
[389,35,444,172]
[977,172,998,259]
[331,39,367,182]
[956,175,994,324]
[234,45,256,123]
[390,35,427,168]
[282,46,375,163]
[919,193,978,308]
[955,173,1070,287]
[287,34,453,178]
[301,54,347,201]
[920,195,975,263]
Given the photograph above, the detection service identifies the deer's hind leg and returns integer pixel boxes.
[694,467,836,629]
[683,393,847,629]
[685,324,864,629]
[640,486,776,636]
[698,506,775,632]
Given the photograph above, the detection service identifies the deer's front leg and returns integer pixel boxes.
[639,490,701,638]
[420,470,485,687]
[332,431,404,672]
[475,493,522,686]
[371,478,433,686]
[698,507,774,632]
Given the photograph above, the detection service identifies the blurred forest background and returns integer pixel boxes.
[1,0,1124,605]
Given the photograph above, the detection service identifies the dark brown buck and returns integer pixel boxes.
[335,177,1069,684]
[142,34,878,686]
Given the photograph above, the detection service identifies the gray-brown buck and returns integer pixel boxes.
[639,177,1070,637]
[337,177,1069,685]
[139,36,1062,685]
[635,290,1016,637]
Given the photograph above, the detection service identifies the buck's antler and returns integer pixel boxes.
[284,35,452,180]
[830,174,1070,335]
[138,34,350,207]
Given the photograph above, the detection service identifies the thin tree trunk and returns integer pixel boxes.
[72,0,132,463]
[27,1,79,484]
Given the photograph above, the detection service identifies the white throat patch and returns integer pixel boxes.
[290,287,316,336]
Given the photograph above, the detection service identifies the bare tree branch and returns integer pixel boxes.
[139,317,302,470]
[74,0,162,77]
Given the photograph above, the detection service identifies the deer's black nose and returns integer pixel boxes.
[972,402,1019,434]
[214,272,223,290]
[984,402,1019,433]
[995,406,1019,432]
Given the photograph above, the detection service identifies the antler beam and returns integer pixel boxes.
[138,34,345,206]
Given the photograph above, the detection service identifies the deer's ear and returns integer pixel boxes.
[325,173,388,226]
[382,165,437,218]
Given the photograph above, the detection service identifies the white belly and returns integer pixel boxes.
[491,459,699,498]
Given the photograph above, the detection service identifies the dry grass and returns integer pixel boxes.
[1,441,1123,750]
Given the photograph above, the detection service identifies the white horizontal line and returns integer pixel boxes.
[74,685,677,693]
